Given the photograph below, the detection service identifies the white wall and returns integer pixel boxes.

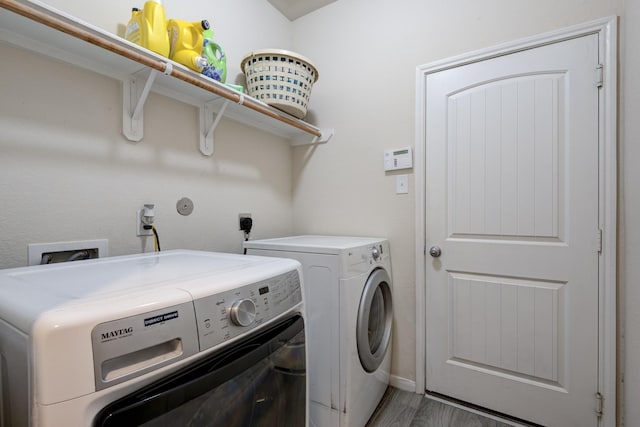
[0,0,296,268]
[289,0,625,406]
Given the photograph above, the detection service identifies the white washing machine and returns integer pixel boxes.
[0,250,307,427]
[244,235,393,427]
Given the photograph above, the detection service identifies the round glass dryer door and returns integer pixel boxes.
[356,268,393,373]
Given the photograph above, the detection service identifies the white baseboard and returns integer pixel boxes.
[389,375,417,393]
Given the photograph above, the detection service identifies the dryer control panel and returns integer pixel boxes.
[343,241,390,274]
[193,269,302,352]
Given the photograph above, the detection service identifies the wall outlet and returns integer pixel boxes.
[137,209,154,236]
[27,239,109,266]
[238,213,252,231]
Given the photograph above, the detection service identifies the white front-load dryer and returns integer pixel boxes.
[244,235,393,427]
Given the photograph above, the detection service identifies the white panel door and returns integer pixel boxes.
[424,34,600,427]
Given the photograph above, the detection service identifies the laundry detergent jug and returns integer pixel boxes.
[168,19,209,72]
[124,0,170,57]
[201,28,227,83]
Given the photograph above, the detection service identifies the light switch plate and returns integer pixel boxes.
[396,175,409,194]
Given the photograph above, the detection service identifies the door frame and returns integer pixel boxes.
[414,17,617,426]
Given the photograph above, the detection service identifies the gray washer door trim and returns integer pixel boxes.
[357,267,393,373]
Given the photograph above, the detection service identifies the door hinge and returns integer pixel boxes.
[597,228,603,254]
[596,64,604,88]
[596,392,604,417]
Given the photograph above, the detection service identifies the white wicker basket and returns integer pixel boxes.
[241,49,319,119]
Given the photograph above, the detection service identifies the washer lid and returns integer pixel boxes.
[0,250,300,331]
[244,235,387,254]
[4,250,268,297]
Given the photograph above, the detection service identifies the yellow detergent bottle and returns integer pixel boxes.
[168,19,210,72]
[125,0,170,57]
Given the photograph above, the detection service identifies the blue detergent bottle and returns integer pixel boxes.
[201,28,227,83]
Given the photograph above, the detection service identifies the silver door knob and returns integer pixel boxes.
[429,246,442,258]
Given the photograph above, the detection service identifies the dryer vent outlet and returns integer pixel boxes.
[27,239,109,266]
[40,248,99,264]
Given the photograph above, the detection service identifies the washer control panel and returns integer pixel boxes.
[229,298,256,327]
[91,301,200,391]
[193,269,302,351]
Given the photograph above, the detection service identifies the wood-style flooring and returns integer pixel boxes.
[366,387,532,427]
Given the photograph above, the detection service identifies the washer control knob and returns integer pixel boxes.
[371,246,381,261]
[230,299,256,327]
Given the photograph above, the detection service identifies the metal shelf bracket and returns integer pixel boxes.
[199,99,230,156]
[122,68,158,142]
[291,128,334,146]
